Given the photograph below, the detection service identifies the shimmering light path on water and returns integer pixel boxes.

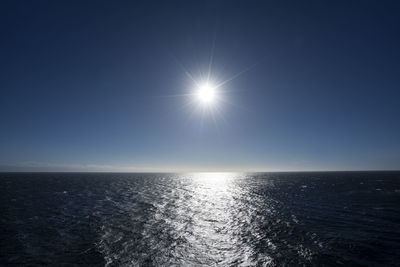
[1,172,399,266]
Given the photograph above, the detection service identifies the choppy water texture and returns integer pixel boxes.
[1,172,399,266]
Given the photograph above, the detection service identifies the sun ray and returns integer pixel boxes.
[215,63,257,89]
[207,30,217,83]
[169,52,200,87]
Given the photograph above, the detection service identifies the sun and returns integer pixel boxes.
[196,83,217,105]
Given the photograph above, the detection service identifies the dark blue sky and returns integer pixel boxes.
[1,0,399,171]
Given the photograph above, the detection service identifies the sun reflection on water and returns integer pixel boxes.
[165,172,263,265]
[189,172,237,186]
[100,173,275,265]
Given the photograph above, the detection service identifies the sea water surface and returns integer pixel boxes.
[1,172,399,266]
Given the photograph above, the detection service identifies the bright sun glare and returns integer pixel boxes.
[196,83,216,105]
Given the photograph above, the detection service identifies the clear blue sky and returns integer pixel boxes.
[1,1,399,171]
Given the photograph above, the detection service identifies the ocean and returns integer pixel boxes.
[1,172,399,266]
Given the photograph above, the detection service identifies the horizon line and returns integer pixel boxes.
[1,169,399,173]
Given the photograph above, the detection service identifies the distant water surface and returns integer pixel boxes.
[1,172,399,266]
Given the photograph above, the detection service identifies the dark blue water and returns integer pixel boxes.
[1,172,399,266]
